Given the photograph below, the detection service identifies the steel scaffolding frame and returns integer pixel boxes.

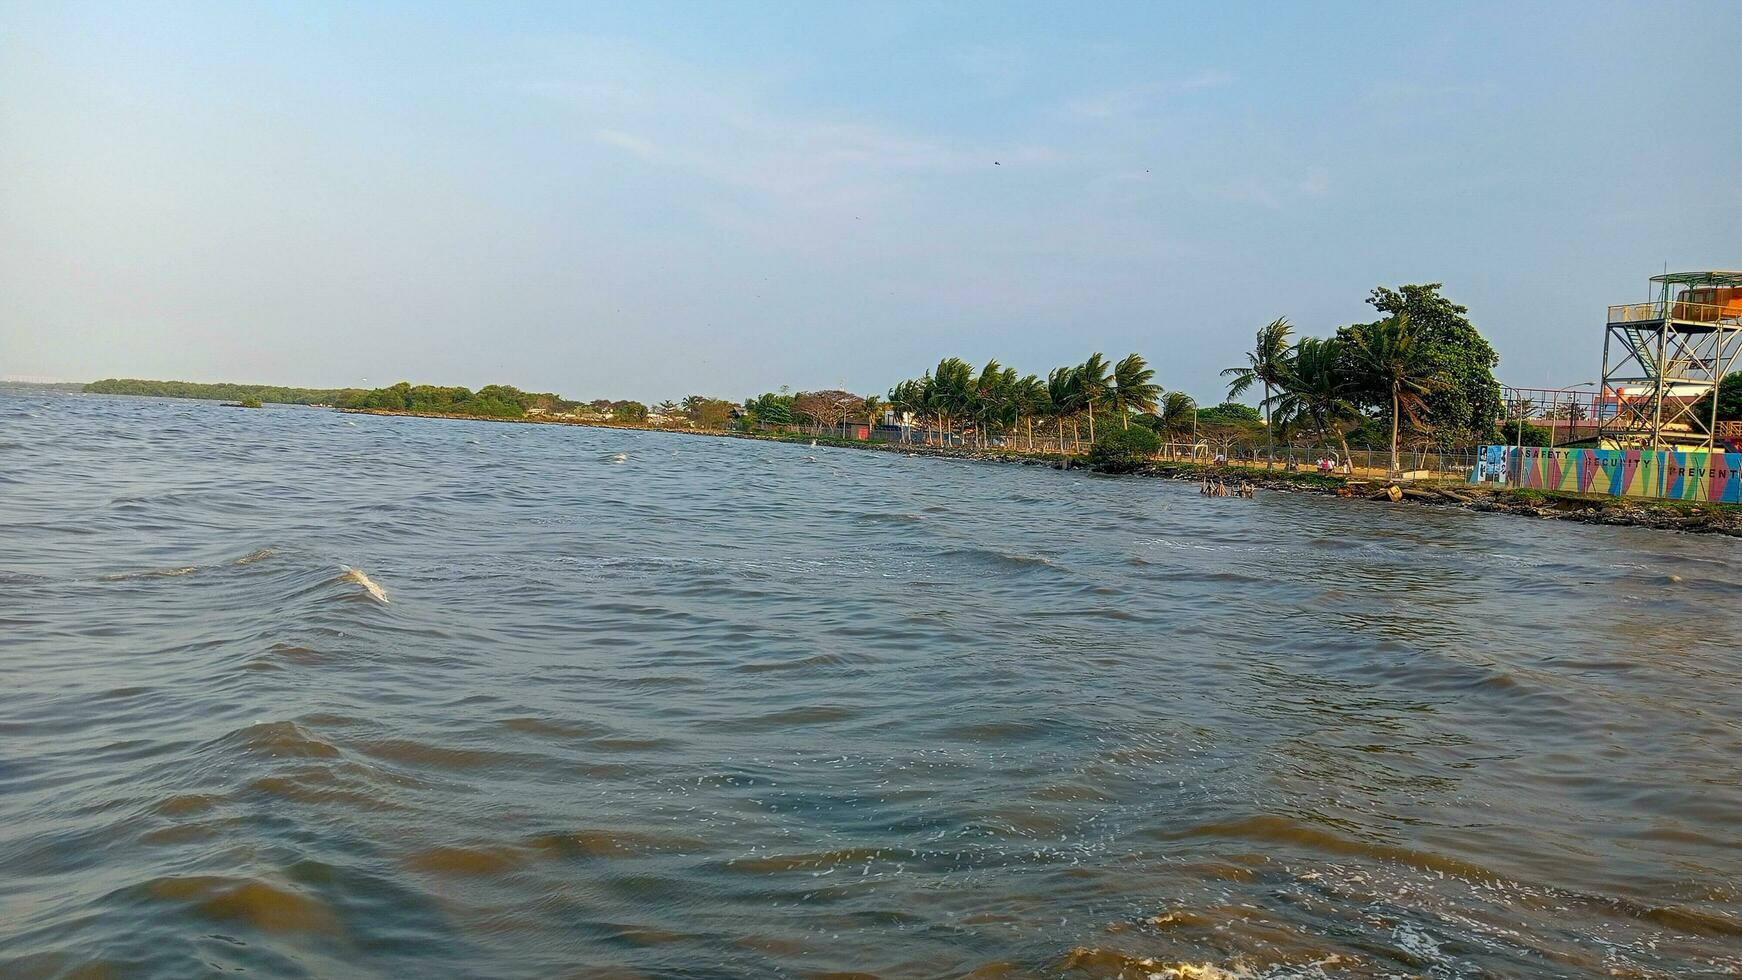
[1598,272,1742,449]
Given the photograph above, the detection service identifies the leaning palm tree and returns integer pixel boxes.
[1077,353,1112,444]
[1046,367,1079,453]
[930,357,974,447]
[1014,374,1045,451]
[1222,317,1294,469]
[1273,336,1360,466]
[861,394,883,435]
[1111,353,1162,429]
[1344,314,1438,477]
[972,359,1008,449]
[1157,391,1197,445]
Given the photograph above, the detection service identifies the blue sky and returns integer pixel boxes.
[2,1,1737,401]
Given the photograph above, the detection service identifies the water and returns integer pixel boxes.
[3,390,1739,979]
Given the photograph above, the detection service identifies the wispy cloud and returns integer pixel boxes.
[506,38,999,233]
[1060,71,1236,120]
[1361,79,1500,107]
[592,128,658,160]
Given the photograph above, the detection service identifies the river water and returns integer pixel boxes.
[2,389,1739,979]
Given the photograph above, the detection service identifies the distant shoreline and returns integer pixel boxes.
[339,408,1742,537]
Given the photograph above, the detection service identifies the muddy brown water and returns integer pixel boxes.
[2,390,1739,978]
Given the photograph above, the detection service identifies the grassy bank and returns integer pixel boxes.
[338,408,1742,536]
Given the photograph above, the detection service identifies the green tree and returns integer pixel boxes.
[1222,317,1293,469]
[1274,336,1360,464]
[1013,373,1045,450]
[886,378,926,442]
[745,393,794,427]
[686,397,736,429]
[1076,353,1112,444]
[1046,367,1082,452]
[1343,314,1440,476]
[1499,420,1551,446]
[612,400,649,424]
[929,357,974,446]
[1087,425,1161,472]
[1689,374,1742,434]
[1362,284,1501,443]
[1156,391,1197,442]
[1196,401,1261,425]
[1111,353,1161,429]
[861,394,884,434]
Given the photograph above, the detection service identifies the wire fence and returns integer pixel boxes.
[750,422,1479,482]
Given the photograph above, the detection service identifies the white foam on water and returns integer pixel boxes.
[341,567,389,604]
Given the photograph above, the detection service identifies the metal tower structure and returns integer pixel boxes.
[1598,271,1742,449]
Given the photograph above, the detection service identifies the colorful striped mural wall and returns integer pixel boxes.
[1471,446,1742,503]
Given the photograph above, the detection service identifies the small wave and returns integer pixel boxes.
[1059,950,1249,979]
[857,511,924,524]
[733,653,851,674]
[219,720,342,760]
[525,828,708,859]
[136,875,339,936]
[232,547,274,565]
[99,565,197,581]
[403,843,527,877]
[711,705,858,733]
[1151,813,1499,882]
[935,546,1056,572]
[340,567,389,604]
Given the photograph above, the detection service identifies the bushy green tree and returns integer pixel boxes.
[744,393,794,427]
[1689,374,1742,433]
[1086,425,1161,472]
[686,397,736,429]
[1499,420,1551,446]
[1343,313,1441,475]
[1196,401,1260,425]
[1354,284,1501,442]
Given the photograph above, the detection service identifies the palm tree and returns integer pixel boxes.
[1077,353,1112,444]
[972,359,1008,449]
[1273,337,1359,465]
[1046,367,1079,453]
[1222,317,1294,469]
[1014,374,1045,451]
[930,358,974,447]
[1112,353,1161,429]
[886,379,920,443]
[1345,313,1438,476]
[861,394,883,435]
[1157,391,1197,445]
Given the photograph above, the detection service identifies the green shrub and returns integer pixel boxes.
[1086,425,1161,472]
[238,398,263,409]
[1498,421,1551,446]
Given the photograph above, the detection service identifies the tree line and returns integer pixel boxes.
[1223,283,1502,473]
[84,378,351,404]
[82,283,1507,475]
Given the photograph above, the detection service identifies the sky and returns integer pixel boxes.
[1,1,1737,402]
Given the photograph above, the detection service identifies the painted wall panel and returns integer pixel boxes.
[1470,446,1742,503]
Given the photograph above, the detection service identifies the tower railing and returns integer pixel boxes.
[1606,300,1740,325]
